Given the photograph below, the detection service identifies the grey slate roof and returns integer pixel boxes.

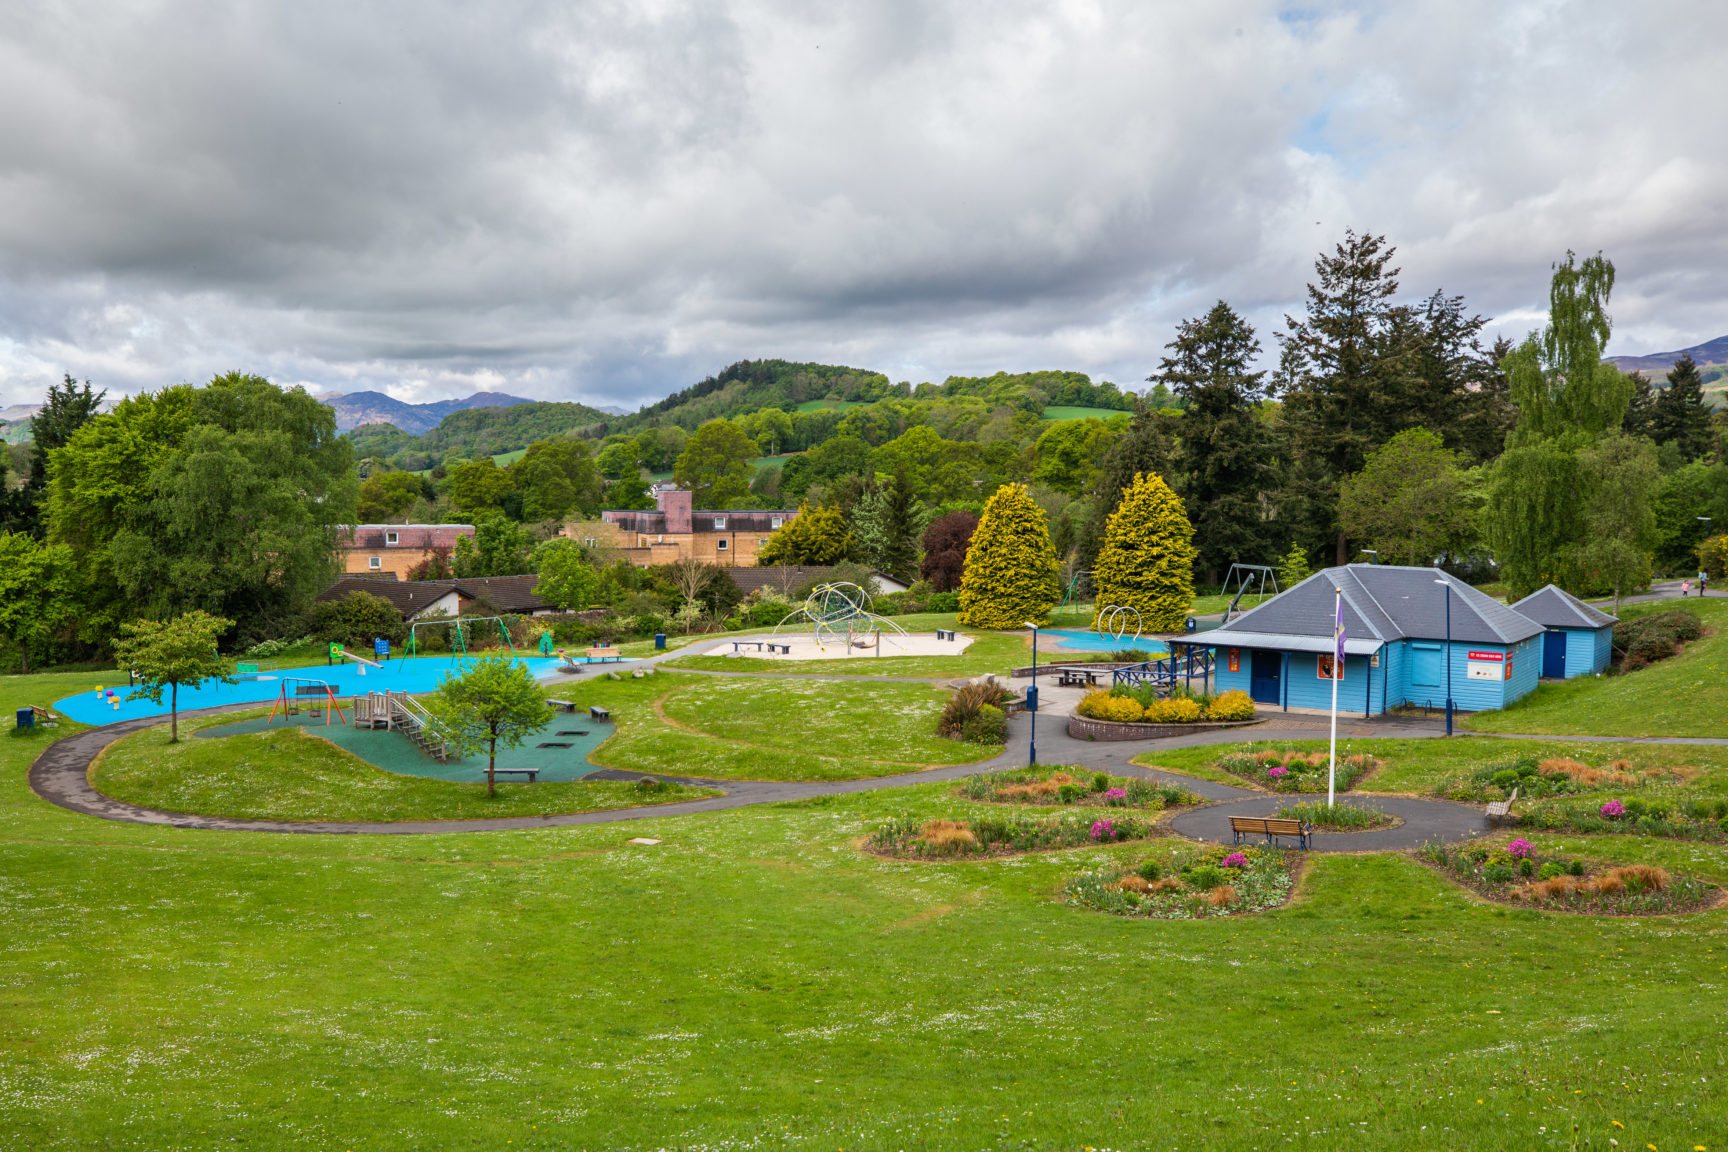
[1209,564,1545,649]
[1511,584,1618,629]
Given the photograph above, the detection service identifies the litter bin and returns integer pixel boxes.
[1025,685,1039,713]
[15,707,33,730]
[654,633,666,650]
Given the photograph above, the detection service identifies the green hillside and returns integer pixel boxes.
[347,400,608,471]
[1043,405,1130,421]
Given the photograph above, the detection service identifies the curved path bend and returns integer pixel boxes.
[28,628,1709,846]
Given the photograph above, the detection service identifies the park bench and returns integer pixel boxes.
[732,640,766,653]
[1229,816,1313,851]
[589,706,611,721]
[935,629,956,641]
[585,646,623,663]
[488,768,540,783]
[1485,786,1518,825]
[546,699,577,714]
[766,642,792,655]
[1056,667,1100,688]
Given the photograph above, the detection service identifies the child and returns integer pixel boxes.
[1682,580,1692,597]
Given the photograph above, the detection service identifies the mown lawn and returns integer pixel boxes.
[89,711,719,823]
[1466,596,1728,737]
[4,670,1728,1150]
[662,627,1030,678]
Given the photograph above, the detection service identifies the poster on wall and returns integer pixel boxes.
[1316,654,1341,680]
[1466,649,1503,682]
[1227,648,1240,673]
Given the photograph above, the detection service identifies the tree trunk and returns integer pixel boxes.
[1335,532,1348,568]
[170,682,179,743]
[487,735,496,796]
[19,649,27,676]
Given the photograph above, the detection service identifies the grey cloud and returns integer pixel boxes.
[0,0,1723,412]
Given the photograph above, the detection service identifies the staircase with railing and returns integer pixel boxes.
[351,689,450,762]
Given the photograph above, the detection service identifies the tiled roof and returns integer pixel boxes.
[340,524,474,550]
[1212,564,1545,648]
[1512,584,1618,629]
[317,574,548,616]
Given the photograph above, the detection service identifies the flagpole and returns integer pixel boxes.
[1328,587,1340,808]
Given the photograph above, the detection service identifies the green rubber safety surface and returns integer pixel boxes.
[196,710,615,783]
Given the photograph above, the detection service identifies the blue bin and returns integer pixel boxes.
[1025,685,1039,713]
[654,633,666,650]
[15,707,33,730]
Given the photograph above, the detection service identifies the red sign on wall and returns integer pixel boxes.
[1227,648,1240,673]
[1467,650,1503,661]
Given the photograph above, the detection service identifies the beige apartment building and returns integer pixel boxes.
[337,524,475,577]
[589,488,797,567]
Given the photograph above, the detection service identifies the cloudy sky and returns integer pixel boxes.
[0,0,1722,412]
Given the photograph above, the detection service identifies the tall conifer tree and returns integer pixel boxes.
[958,483,1060,629]
[1091,472,1196,633]
[1650,354,1714,461]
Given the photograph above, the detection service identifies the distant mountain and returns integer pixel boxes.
[593,403,632,417]
[319,390,535,434]
[1607,335,1728,376]
[0,403,42,424]
[345,400,612,470]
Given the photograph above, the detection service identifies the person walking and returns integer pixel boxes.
[1702,571,1710,597]
[1682,579,1692,597]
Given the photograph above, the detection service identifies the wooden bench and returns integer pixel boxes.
[585,646,623,663]
[1229,816,1313,850]
[546,698,578,714]
[488,768,539,782]
[1485,786,1518,825]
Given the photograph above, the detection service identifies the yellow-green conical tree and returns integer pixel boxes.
[1093,472,1196,632]
[958,483,1061,629]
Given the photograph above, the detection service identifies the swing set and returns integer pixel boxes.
[401,615,520,668]
[266,678,346,726]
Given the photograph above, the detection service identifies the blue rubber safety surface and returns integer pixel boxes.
[54,655,568,725]
[1041,629,1169,655]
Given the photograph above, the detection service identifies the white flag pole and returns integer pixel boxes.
[1328,588,1340,808]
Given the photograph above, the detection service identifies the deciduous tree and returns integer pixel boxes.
[112,610,234,742]
[673,419,756,507]
[1338,428,1476,567]
[920,511,978,592]
[757,503,852,566]
[0,533,77,673]
[534,538,598,610]
[434,653,547,796]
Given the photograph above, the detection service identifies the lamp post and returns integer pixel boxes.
[1434,576,1453,736]
[1024,621,1040,765]
[1357,549,1378,564]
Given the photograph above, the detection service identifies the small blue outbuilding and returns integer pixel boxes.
[1204,564,1546,716]
[1510,584,1617,679]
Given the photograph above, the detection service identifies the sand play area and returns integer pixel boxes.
[716,631,975,660]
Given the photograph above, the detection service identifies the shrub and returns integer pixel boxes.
[1091,772,1110,792]
[927,590,960,613]
[1136,859,1163,882]
[938,679,1014,743]
[1057,783,1084,803]
[1483,864,1514,884]
[1076,689,1114,720]
[1601,799,1626,818]
[1186,865,1226,891]
[1099,695,1145,723]
[1537,862,1565,880]
[1144,697,1202,724]
[1204,689,1256,721]
[1507,838,1534,860]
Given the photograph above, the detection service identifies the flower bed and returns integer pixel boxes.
[864,813,1158,859]
[1065,844,1300,920]
[1512,794,1728,843]
[1272,800,1397,831]
[955,766,1200,810]
[1212,746,1381,793]
[1432,754,1699,803]
[1076,687,1256,724]
[1417,839,1720,915]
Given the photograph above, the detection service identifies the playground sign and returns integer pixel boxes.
[375,638,389,657]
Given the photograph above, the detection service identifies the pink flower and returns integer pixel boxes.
[1103,787,1127,802]
[1601,800,1626,818]
[1507,838,1534,860]
[1222,851,1249,869]
[1268,766,1289,779]
[1089,819,1116,842]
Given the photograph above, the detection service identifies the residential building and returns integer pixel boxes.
[591,487,797,567]
[338,524,474,578]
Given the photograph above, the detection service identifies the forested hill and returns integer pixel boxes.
[599,359,1140,436]
[347,401,610,471]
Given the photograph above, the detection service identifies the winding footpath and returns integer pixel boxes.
[27,623,1726,849]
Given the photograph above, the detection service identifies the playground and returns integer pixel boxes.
[714,630,974,660]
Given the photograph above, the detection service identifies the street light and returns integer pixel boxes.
[1023,621,1040,765]
[1434,576,1453,736]
[1357,549,1378,564]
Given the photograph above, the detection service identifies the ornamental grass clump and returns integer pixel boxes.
[938,678,1014,744]
[1430,753,1697,803]
[1213,746,1379,793]
[1417,840,1716,915]
[954,766,1197,810]
[1512,794,1728,842]
[866,812,1156,859]
[1273,801,1395,831]
[1066,844,1298,920]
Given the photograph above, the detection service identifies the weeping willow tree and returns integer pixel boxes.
[1485,253,1639,597]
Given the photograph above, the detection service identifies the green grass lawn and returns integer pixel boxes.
[88,711,719,822]
[6,668,1728,1149]
[793,398,862,413]
[1466,597,1728,738]
[662,626,1030,679]
[1189,591,1275,616]
[1041,405,1127,421]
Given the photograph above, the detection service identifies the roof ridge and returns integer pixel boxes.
[1344,567,1401,641]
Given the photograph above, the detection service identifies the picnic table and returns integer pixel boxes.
[1055,667,1101,688]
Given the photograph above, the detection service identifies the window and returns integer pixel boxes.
[368,556,382,570]
[770,516,783,529]
[713,516,727,530]
[716,539,728,551]
[385,531,399,545]
[1411,643,1442,687]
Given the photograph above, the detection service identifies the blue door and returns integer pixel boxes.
[1411,643,1442,690]
[1543,630,1567,678]
[1249,650,1281,704]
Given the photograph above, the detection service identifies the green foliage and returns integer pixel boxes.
[357,470,430,520]
[453,513,533,577]
[1091,472,1195,632]
[345,401,608,472]
[1032,418,1116,497]
[849,469,921,581]
[673,419,756,507]
[433,653,548,795]
[936,679,1013,744]
[958,482,1061,629]
[0,532,78,673]
[1338,427,1477,566]
[1504,252,1631,442]
[534,538,598,610]
[1650,355,1715,461]
[1574,432,1661,606]
[758,502,852,566]
[449,457,513,511]
[112,609,235,741]
[313,592,407,650]
[1699,534,1728,580]
[1276,542,1312,588]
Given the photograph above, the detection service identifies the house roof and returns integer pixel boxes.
[340,524,474,550]
[317,574,548,617]
[730,565,911,596]
[1511,584,1618,629]
[1209,564,1545,649]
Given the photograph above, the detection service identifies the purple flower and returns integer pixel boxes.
[1507,838,1534,860]
[1103,787,1127,802]
[1268,766,1289,779]
[1601,799,1626,818]
[1089,819,1116,842]
[1222,851,1249,869]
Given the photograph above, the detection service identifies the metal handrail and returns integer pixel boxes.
[388,691,450,761]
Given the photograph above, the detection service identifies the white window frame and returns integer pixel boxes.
[713,516,727,530]
[385,531,399,545]
[770,516,783,529]
[716,539,728,551]
[368,556,382,570]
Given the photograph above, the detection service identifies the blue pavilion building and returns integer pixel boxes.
[1510,584,1617,679]
[1205,565,1549,716]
